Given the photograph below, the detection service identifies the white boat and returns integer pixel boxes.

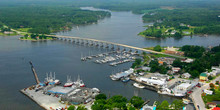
[133,83,145,89]
[110,75,118,80]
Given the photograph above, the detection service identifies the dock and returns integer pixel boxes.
[130,76,159,91]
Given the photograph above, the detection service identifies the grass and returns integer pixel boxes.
[202,89,220,104]
[17,28,31,32]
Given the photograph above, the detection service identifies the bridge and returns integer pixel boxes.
[48,35,186,59]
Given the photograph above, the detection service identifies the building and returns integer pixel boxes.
[164,46,179,51]
[142,66,151,71]
[200,73,208,81]
[181,58,194,63]
[172,67,181,73]
[206,102,217,108]
[176,83,191,91]
[182,73,191,79]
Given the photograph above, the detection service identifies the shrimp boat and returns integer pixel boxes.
[45,72,61,85]
[133,83,145,89]
[64,76,74,87]
[74,75,85,87]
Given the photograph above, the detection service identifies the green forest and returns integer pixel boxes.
[0,6,110,34]
[140,8,220,38]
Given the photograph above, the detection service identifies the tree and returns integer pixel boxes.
[153,45,162,52]
[174,32,182,38]
[172,59,183,68]
[77,105,87,110]
[95,94,107,100]
[129,96,144,109]
[208,76,213,80]
[91,99,106,110]
[158,100,169,110]
[68,105,76,110]
[209,83,215,89]
[24,34,28,38]
[171,100,184,110]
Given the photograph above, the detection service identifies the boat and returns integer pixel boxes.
[74,75,85,87]
[110,75,119,81]
[64,76,74,87]
[45,72,61,85]
[133,83,145,89]
[121,77,130,82]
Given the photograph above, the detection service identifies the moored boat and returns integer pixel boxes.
[121,77,130,82]
[64,76,74,87]
[133,83,145,89]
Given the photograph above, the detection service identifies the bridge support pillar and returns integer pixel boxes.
[123,48,126,51]
[106,44,109,48]
[100,43,104,48]
[96,42,99,47]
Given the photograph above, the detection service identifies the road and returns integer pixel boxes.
[190,76,220,110]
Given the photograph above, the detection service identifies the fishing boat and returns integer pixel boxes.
[64,76,74,87]
[74,75,85,87]
[45,72,61,85]
[133,83,145,89]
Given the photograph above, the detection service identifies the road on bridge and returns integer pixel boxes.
[49,35,187,59]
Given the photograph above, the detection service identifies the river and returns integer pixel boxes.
[0,7,219,110]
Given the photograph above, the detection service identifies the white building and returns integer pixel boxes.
[182,73,191,79]
[176,83,191,91]
[137,77,167,87]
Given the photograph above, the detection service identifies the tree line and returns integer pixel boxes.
[0,6,111,34]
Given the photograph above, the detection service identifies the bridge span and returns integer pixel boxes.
[48,35,186,59]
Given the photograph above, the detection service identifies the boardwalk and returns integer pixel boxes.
[49,35,187,59]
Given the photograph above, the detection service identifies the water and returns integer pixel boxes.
[0,7,219,110]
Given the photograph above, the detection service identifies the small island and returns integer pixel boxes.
[19,34,56,41]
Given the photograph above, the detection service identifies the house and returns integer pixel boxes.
[181,58,194,63]
[212,66,220,74]
[206,102,217,108]
[158,61,164,65]
[182,73,191,79]
[206,71,217,77]
[200,73,208,81]
[142,66,151,71]
[172,67,181,73]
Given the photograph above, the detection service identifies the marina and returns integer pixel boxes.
[81,51,137,66]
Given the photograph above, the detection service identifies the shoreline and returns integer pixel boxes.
[19,38,55,41]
